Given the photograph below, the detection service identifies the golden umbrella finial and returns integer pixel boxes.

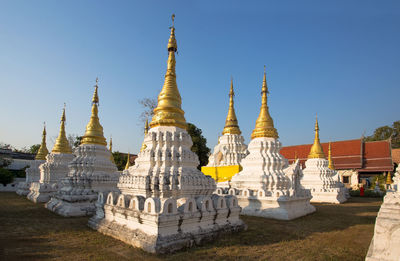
[308,114,325,159]
[140,120,149,152]
[109,135,115,163]
[35,122,49,160]
[171,14,175,27]
[81,78,107,146]
[150,15,187,130]
[222,77,241,135]
[52,104,72,154]
[328,142,335,169]
[251,66,278,139]
[124,152,131,170]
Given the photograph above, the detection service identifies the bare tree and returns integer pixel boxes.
[138,98,157,125]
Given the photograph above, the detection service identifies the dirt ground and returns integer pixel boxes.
[0,192,382,261]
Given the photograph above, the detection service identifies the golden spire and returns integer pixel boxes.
[109,136,115,163]
[124,152,131,170]
[308,114,326,159]
[140,119,149,152]
[35,122,49,160]
[328,142,335,169]
[81,78,107,146]
[251,66,279,139]
[222,77,241,135]
[52,105,72,154]
[150,14,187,130]
[294,151,298,161]
[386,172,393,185]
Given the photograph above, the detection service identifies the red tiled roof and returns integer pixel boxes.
[280,139,362,170]
[359,140,393,172]
[392,148,400,164]
[281,139,393,172]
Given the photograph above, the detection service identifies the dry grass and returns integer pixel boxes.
[0,192,381,261]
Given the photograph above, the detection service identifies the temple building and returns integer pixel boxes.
[45,79,120,217]
[300,116,347,204]
[16,124,48,196]
[88,17,245,254]
[27,106,75,203]
[366,167,400,261]
[202,78,248,184]
[281,139,394,189]
[226,67,315,220]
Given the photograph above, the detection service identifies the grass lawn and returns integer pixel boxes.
[0,192,381,261]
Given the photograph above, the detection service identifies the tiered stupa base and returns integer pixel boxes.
[301,158,347,204]
[88,192,246,254]
[46,144,120,217]
[366,189,400,261]
[229,138,316,220]
[16,160,44,196]
[27,182,58,203]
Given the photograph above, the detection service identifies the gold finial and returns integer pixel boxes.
[222,77,241,135]
[109,136,115,163]
[124,152,131,170]
[171,14,175,27]
[328,142,335,169]
[386,172,393,185]
[81,79,107,146]
[251,66,278,139]
[150,16,187,130]
[140,120,149,152]
[294,151,298,162]
[308,114,325,159]
[52,105,72,154]
[35,122,49,160]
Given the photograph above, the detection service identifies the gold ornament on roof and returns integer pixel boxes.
[251,66,279,139]
[222,78,241,135]
[35,122,49,160]
[124,152,131,170]
[308,114,326,159]
[140,119,149,152]
[81,78,107,146]
[150,14,187,130]
[52,104,72,154]
[328,142,335,169]
[386,172,392,185]
[109,136,115,163]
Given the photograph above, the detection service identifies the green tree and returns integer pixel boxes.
[187,123,211,170]
[365,120,400,148]
[0,168,13,186]
[29,144,41,155]
[112,152,128,171]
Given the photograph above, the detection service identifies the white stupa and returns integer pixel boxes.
[88,17,245,254]
[366,168,400,261]
[46,79,120,217]
[202,79,248,185]
[228,67,316,220]
[16,124,49,196]
[300,117,347,204]
[27,106,75,203]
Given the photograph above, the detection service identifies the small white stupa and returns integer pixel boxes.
[88,16,245,254]
[16,124,49,196]
[366,168,400,261]
[300,117,347,204]
[46,79,120,217]
[27,106,75,203]
[228,67,315,220]
[202,78,248,185]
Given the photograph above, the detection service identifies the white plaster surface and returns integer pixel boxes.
[206,134,248,167]
[16,160,45,196]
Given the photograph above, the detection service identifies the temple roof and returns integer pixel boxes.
[392,148,400,164]
[281,139,393,172]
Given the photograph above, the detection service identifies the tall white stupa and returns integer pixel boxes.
[202,79,248,185]
[228,67,315,220]
[88,16,245,254]
[27,106,75,203]
[16,124,49,196]
[46,79,120,216]
[300,116,347,204]
[366,167,400,261]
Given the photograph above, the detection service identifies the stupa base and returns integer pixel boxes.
[237,196,316,220]
[27,182,57,203]
[365,191,400,261]
[88,192,246,254]
[46,193,98,217]
[16,182,31,196]
[309,191,347,204]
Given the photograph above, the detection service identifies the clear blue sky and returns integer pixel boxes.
[1,0,399,153]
